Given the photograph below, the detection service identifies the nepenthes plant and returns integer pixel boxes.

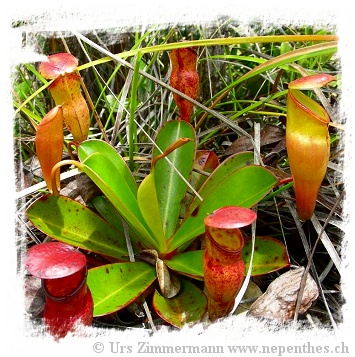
[26,118,290,329]
[17,27,341,337]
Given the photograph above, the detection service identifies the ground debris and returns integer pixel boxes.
[247,267,319,322]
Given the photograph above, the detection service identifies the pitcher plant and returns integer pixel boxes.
[39,53,90,143]
[203,206,257,321]
[169,47,199,122]
[25,242,93,339]
[286,74,336,221]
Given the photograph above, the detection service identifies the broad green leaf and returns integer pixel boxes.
[186,151,254,216]
[87,262,156,316]
[180,150,220,217]
[26,194,128,259]
[78,139,137,196]
[80,153,161,251]
[243,236,290,276]
[81,152,139,218]
[152,278,207,328]
[165,250,204,280]
[90,195,126,233]
[137,173,166,244]
[90,195,140,247]
[168,165,278,253]
[153,120,196,240]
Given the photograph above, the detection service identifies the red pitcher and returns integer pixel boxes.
[25,242,93,339]
[203,206,256,321]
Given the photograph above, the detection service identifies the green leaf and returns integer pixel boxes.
[180,151,220,217]
[78,139,138,196]
[137,173,166,244]
[243,236,290,276]
[90,195,140,246]
[79,140,160,250]
[26,194,128,259]
[90,195,126,233]
[165,250,204,280]
[152,278,207,328]
[153,120,196,240]
[80,152,161,251]
[186,151,254,216]
[168,165,278,253]
[87,262,156,316]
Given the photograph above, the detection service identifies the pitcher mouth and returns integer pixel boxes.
[206,231,244,255]
[288,88,330,125]
[42,266,88,302]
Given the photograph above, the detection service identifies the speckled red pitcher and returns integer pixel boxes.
[203,206,256,321]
